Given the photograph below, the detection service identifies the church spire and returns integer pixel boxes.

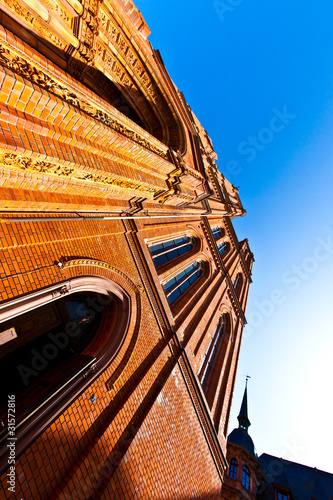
[237,376,251,432]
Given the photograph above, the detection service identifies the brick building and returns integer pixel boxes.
[222,384,333,500]
[0,0,254,498]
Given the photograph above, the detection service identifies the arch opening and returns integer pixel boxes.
[0,277,130,445]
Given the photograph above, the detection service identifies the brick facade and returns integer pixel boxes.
[0,1,253,498]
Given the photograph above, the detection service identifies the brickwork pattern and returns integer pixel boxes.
[0,0,254,497]
[0,215,229,499]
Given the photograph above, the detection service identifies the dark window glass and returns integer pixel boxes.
[233,273,243,297]
[149,236,193,267]
[149,242,164,256]
[164,277,177,293]
[154,253,169,267]
[229,459,238,480]
[179,280,190,294]
[211,227,222,239]
[163,263,202,305]
[277,493,289,500]
[168,288,181,304]
[218,241,227,256]
[242,466,250,490]
[198,314,225,387]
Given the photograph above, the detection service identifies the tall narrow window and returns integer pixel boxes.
[217,241,228,256]
[149,236,193,267]
[211,226,222,239]
[163,262,202,305]
[242,466,250,490]
[233,273,243,298]
[198,314,226,388]
[229,459,238,480]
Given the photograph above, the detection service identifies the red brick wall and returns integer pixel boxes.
[0,215,226,499]
[0,0,253,497]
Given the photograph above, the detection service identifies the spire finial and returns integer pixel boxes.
[237,376,251,432]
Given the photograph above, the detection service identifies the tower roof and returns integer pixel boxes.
[227,378,256,457]
[237,379,251,432]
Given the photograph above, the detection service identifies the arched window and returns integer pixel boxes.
[211,226,223,239]
[163,262,202,305]
[0,277,130,449]
[233,273,243,299]
[198,314,226,388]
[149,236,193,267]
[217,241,228,256]
[242,466,250,490]
[229,459,238,480]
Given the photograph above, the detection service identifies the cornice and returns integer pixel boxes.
[0,150,160,196]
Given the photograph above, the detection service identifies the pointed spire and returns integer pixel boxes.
[237,376,251,432]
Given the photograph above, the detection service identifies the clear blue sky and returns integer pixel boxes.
[134,0,333,472]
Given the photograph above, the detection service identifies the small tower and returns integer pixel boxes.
[222,379,262,499]
[237,379,251,432]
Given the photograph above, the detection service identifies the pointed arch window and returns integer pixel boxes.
[198,314,226,388]
[149,236,193,267]
[233,273,243,299]
[229,459,238,480]
[242,466,250,490]
[0,277,130,465]
[163,262,202,305]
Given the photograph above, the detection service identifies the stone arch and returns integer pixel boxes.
[72,4,187,152]
[0,0,187,153]
[0,262,141,473]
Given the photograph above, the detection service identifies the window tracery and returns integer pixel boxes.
[163,261,202,305]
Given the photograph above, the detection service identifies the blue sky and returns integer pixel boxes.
[134,0,333,472]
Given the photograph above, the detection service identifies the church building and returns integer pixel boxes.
[0,0,254,498]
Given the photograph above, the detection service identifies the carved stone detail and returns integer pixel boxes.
[0,153,74,176]
[0,41,167,159]
[100,14,155,98]
[81,7,99,35]
[2,0,68,50]
[62,259,141,293]
[41,0,73,28]
[2,0,35,26]
[0,151,158,195]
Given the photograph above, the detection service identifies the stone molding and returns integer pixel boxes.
[0,39,168,159]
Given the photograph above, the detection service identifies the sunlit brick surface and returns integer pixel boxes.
[0,0,253,497]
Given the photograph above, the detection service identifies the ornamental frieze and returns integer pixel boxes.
[98,9,158,102]
[0,152,158,196]
[41,0,74,29]
[0,41,168,159]
[0,153,74,176]
[2,0,70,50]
